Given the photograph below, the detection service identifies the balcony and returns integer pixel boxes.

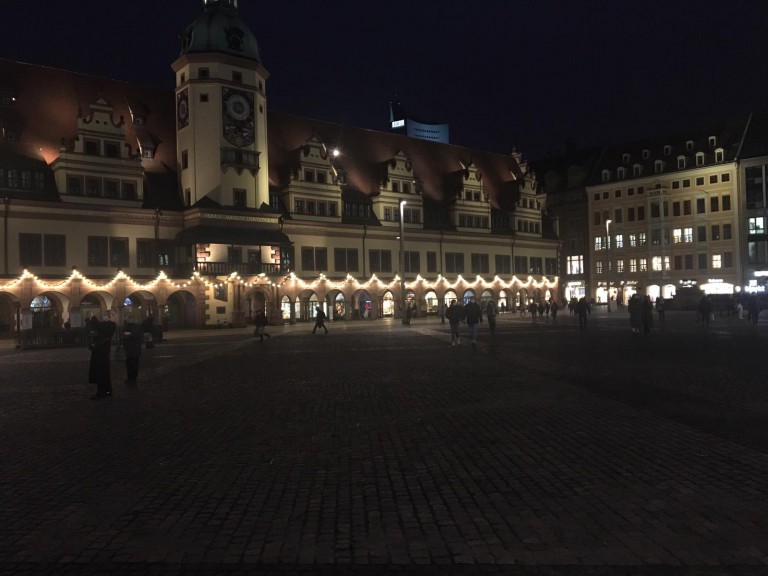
[174,262,287,277]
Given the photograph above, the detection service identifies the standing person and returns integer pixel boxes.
[89,315,116,399]
[485,299,497,335]
[575,297,589,332]
[446,299,462,346]
[312,305,328,334]
[122,320,142,386]
[438,301,446,324]
[464,296,483,348]
[698,295,713,326]
[628,294,642,335]
[253,309,271,342]
[655,296,665,322]
[550,298,559,321]
[641,296,654,335]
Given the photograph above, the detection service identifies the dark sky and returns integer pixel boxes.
[3,1,768,160]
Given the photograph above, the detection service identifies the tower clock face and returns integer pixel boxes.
[177,89,189,130]
[222,87,255,147]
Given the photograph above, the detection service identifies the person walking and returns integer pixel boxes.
[655,296,665,322]
[312,305,328,334]
[122,320,142,386]
[253,309,271,342]
[464,296,483,348]
[628,294,642,335]
[438,301,446,324]
[485,299,497,335]
[575,297,589,332]
[446,299,462,346]
[550,298,559,321]
[89,315,116,399]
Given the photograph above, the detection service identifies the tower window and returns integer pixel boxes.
[199,67,209,79]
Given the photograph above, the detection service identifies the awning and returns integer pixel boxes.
[175,225,291,246]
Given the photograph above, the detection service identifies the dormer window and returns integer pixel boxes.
[715,148,724,162]
[696,152,705,166]
[664,145,671,156]
[642,149,650,160]
[633,164,642,177]
[617,167,626,179]
[677,156,686,169]
[654,160,664,174]
[709,136,717,147]
[686,140,694,151]
[141,146,155,160]
[601,169,611,183]
[622,153,630,164]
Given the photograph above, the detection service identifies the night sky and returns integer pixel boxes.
[3,1,768,160]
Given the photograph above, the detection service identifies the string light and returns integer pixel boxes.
[0,268,558,306]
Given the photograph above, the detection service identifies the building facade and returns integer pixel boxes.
[585,120,748,307]
[0,0,559,336]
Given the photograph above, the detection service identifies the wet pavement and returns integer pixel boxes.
[1,310,767,575]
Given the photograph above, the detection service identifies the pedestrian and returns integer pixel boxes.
[312,305,328,334]
[89,315,116,399]
[628,294,642,335]
[446,299,462,346]
[655,296,665,321]
[641,296,654,335]
[253,309,271,342]
[575,297,589,332]
[122,320,142,386]
[698,295,713,326]
[438,301,446,324]
[464,296,482,348]
[485,299,497,335]
[141,315,155,348]
[550,298,559,321]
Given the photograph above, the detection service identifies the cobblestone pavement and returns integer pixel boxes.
[1,311,767,576]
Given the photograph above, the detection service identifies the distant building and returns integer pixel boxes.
[586,119,748,306]
[389,101,450,144]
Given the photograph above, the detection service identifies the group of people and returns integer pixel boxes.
[88,314,157,400]
[444,297,498,348]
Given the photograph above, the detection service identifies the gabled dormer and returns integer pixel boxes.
[451,159,490,233]
[281,134,342,222]
[373,150,423,227]
[52,97,144,205]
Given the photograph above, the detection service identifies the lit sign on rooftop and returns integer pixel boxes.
[391,120,405,129]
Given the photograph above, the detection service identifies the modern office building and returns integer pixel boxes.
[0,0,559,336]
[389,101,450,144]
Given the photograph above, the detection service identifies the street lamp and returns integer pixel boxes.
[399,200,407,324]
[606,219,612,313]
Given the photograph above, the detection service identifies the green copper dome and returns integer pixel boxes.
[180,0,261,63]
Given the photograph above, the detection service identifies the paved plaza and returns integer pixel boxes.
[2,309,768,575]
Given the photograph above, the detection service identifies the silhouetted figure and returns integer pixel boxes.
[89,316,116,399]
[312,306,328,334]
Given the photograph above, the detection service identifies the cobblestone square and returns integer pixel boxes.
[2,310,767,575]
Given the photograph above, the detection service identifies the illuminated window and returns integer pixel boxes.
[748,217,765,234]
[652,256,663,271]
[639,258,647,272]
[595,261,603,274]
[629,258,637,272]
[615,234,623,248]
[638,232,647,246]
[629,233,637,247]
[594,237,603,251]
[664,256,671,271]
[567,255,583,275]
[616,259,624,273]
[684,227,693,242]
[673,228,682,243]
[712,254,722,269]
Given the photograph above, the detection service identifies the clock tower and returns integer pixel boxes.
[173,0,269,209]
